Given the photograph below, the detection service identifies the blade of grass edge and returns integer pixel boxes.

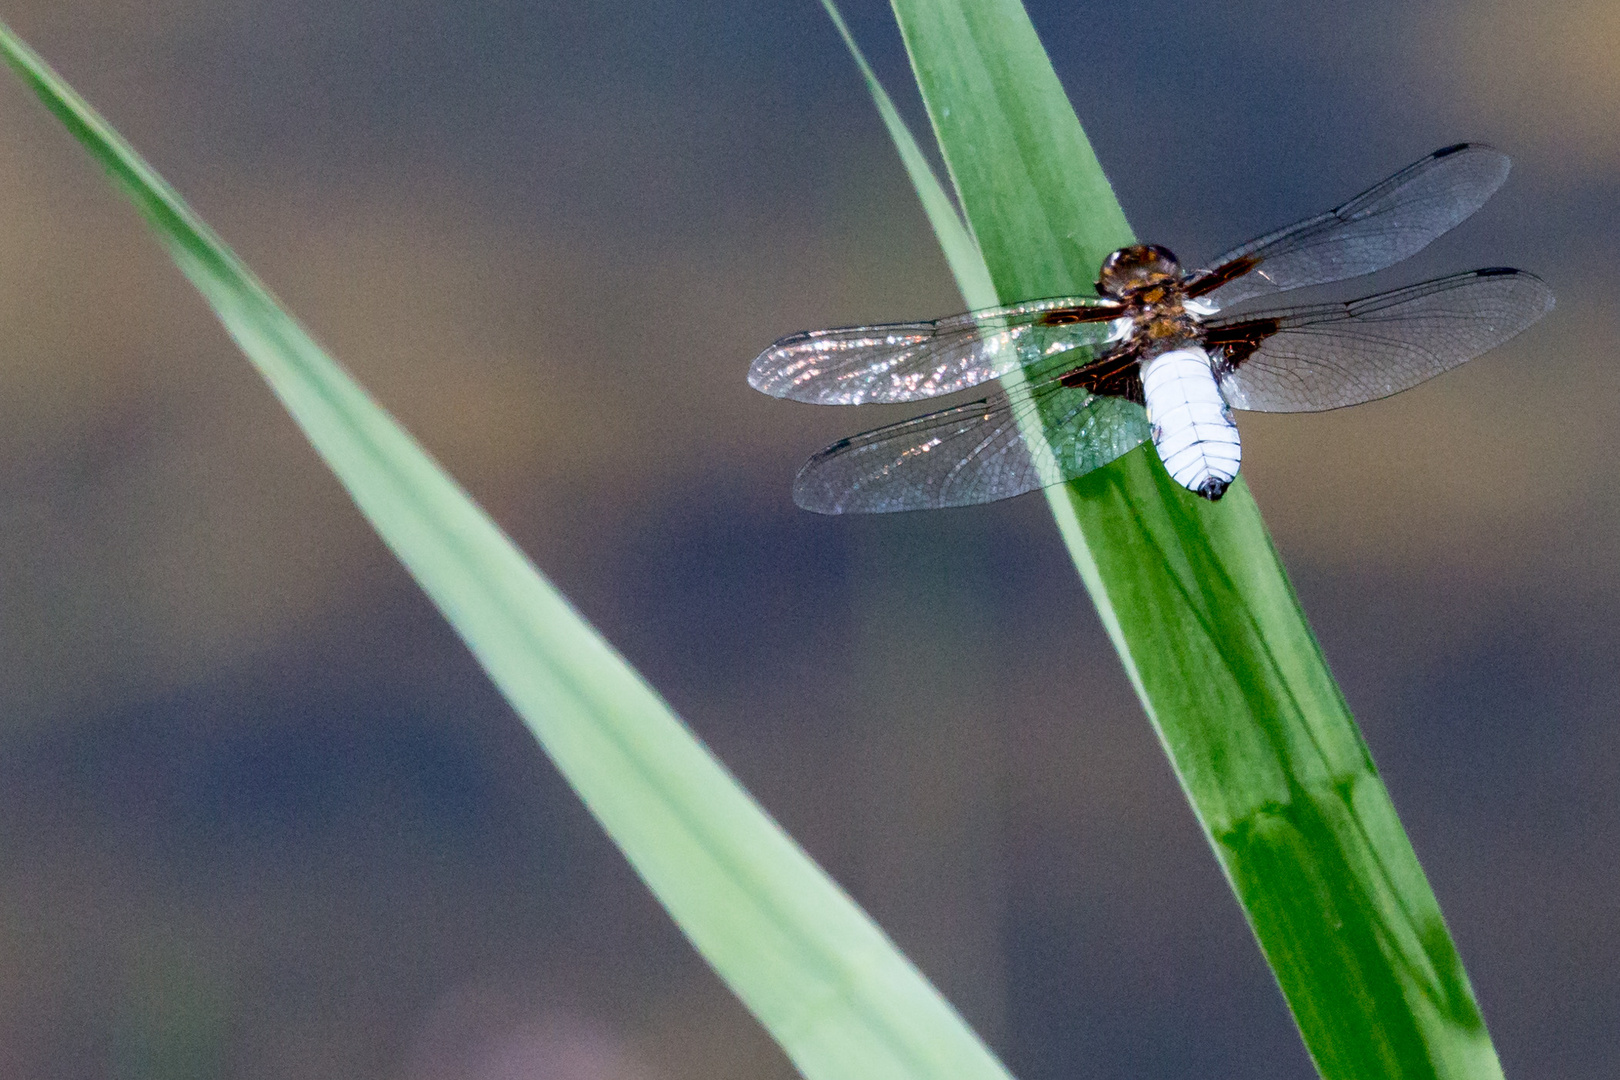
[818,2,1142,675]
[818,0,996,311]
[882,2,1505,1078]
[0,22,1018,1080]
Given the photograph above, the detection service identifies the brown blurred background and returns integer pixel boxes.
[0,1,1613,1078]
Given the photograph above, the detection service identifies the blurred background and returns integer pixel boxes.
[0,1,1613,1078]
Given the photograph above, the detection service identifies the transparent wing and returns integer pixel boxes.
[1193,144,1512,310]
[749,296,1124,405]
[1210,268,1554,413]
[792,381,1150,513]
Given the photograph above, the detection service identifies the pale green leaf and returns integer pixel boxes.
[0,20,1013,1080]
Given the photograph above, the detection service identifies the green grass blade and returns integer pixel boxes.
[882,2,1505,1077]
[0,22,1017,1080]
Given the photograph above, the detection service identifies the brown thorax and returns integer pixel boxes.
[1096,244,1201,357]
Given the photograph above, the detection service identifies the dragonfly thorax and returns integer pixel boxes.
[1096,244,1182,299]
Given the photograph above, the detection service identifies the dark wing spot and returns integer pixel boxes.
[1059,344,1144,403]
[1184,254,1261,299]
[1202,317,1281,370]
[1039,303,1124,326]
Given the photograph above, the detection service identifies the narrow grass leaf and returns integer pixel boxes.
[0,21,1016,1080]
[881,2,1504,1077]
[817,0,995,310]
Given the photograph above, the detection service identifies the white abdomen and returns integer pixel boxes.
[1141,347,1241,500]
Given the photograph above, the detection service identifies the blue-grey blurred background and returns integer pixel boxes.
[0,2,1613,1078]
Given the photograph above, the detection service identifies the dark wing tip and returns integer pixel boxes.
[790,449,850,515]
[1432,141,1504,160]
[1472,267,1556,311]
[747,332,812,397]
[1434,141,1512,179]
[746,352,779,395]
[1416,143,1512,200]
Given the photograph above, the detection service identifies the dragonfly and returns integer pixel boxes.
[748,143,1555,513]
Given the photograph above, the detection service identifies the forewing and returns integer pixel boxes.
[1210,268,1554,413]
[749,296,1123,404]
[1194,144,1511,310]
[792,382,1150,513]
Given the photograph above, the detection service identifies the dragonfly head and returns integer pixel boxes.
[1096,244,1182,300]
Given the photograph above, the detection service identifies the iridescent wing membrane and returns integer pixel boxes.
[1189,143,1512,309]
[748,297,1123,404]
[1210,268,1554,412]
[793,382,1150,513]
